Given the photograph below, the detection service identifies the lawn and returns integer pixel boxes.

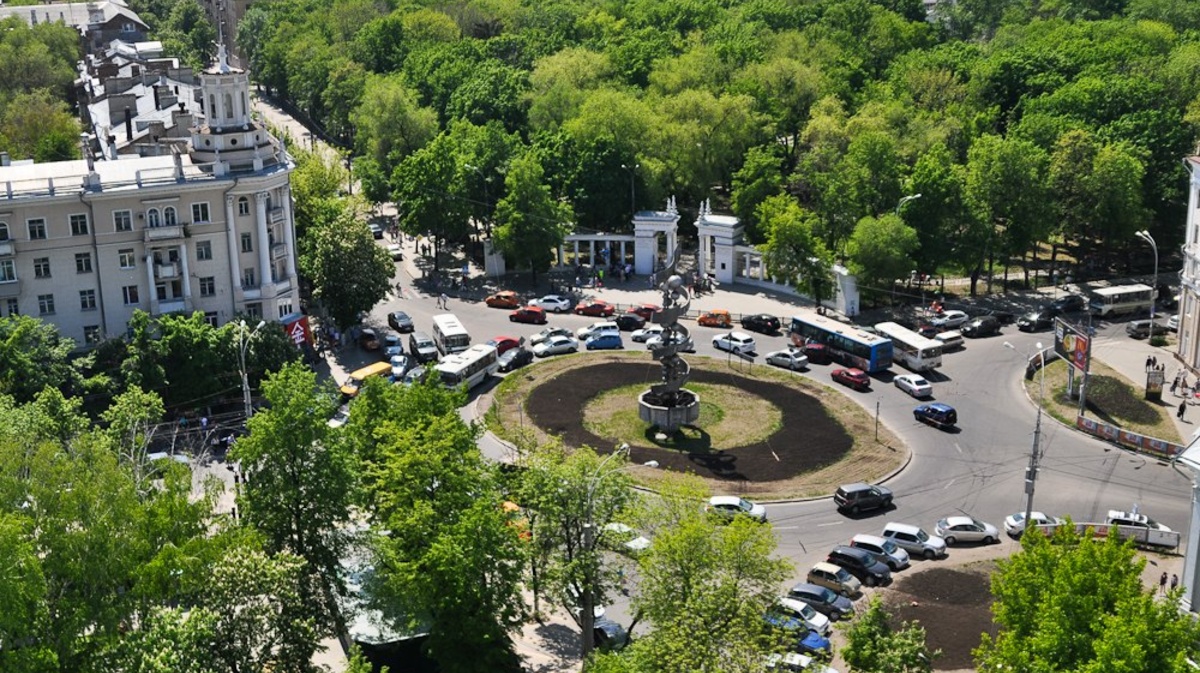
[1034,359,1183,445]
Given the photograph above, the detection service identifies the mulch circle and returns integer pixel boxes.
[886,566,998,670]
[524,360,852,482]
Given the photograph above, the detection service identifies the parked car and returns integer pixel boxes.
[774,597,832,636]
[575,300,616,317]
[764,652,841,673]
[368,222,384,239]
[645,332,695,352]
[1017,308,1056,332]
[532,335,579,357]
[1126,319,1167,339]
[389,354,415,379]
[577,321,620,340]
[615,313,646,331]
[929,309,969,329]
[386,243,403,261]
[358,327,380,351]
[713,331,757,354]
[593,618,629,652]
[881,522,947,560]
[1052,293,1087,313]
[765,349,809,371]
[586,332,624,350]
[529,326,573,345]
[627,303,662,320]
[831,368,870,391]
[787,582,856,621]
[408,331,439,363]
[497,347,534,372]
[741,313,781,334]
[914,403,957,429]
[401,366,427,385]
[1168,314,1180,332]
[381,333,403,358]
[486,336,521,356]
[933,330,964,352]
[762,612,831,656]
[534,294,573,313]
[802,342,832,365]
[834,483,892,514]
[935,515,999,545]
[1004,510,1062,537]
[706,495,767,523]
[826,546,892,587]
[806,561,863,598]
[327,406,350,429]
[849,533,910,571]
[509,306,548,325]
[388,311,414,333]
[698,309,733,328]
[961,315,1001,338]
[987,310,1017,325]
[893,374,932,398]
[631,324,665,342]
[1106,509,1172,533]
[485,291,521,309]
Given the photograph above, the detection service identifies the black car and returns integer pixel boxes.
[787,582,855,621]
[742,313,781,334]
[987,310,1017,325]
[833,482,892,514]
[615,313,647,331]
[408,331,439,363]
[1051,294,1086,314]
[826,546,892,587]
[388,311,414,333]
[961,315,1000,338]
[1017,308,1055,332]
[497,347,534,372]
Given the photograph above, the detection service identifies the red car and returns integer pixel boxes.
[487,336,521,356]
[802,342,832,365]
[831,367,871,391]
[509,306,548,324]
[627,303,663,321]
[575,301,616,317]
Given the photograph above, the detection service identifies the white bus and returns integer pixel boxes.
[432,313,471,354]
[873,322,943,372]
[435,344,498,390]
[1089,284,1154,317]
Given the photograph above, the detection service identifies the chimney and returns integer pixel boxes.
[125,107,133,141]
[173,147,184,181]
[153,86,160,110]
[81,134,94,171]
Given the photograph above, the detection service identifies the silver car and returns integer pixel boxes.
[849,533,910,571]
[765,349,809,371]
[935,515,1000,545]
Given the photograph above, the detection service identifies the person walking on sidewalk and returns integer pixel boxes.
[439,293,449,310]
[1161,571,1170,595]
[1179,400,1188,421]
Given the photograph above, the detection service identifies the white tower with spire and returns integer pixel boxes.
[190,31,275,172]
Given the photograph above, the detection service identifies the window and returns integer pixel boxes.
[204,311,219,327]
[114,210,132,232]
[242,268,256,287]
[37,294,55,315]
[238,197,250,216]
[75,252,92,273]
[4,298,16,316]
[33,258,50,278]
[278,302,293,318]
[147,208,160,227]
[70,213,89,236]
[122,285,140,305]
[199,276,215,297]
[80,289,97,311]
[119,249,135,269]
[27,218,46,240]
[244,302,262,319]
[192,202,210,223]
[0,259,14,282]
[0,222,8,240]
[240,233,253,253]
[163,207,177,226]
[84,325,101,344]
[196,240,212,261]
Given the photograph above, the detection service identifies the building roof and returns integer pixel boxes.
[0,1,147,32]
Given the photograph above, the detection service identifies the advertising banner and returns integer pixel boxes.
[1054,319,1090,371]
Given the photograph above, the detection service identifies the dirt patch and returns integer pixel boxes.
[885,564,998,670]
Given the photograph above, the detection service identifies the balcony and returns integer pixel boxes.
[144,224,185,241]
[157,298,186,314]
[271,242,288,260]
[0,280,18,297]
[0,241,13,256]
[154,262,179,279]
[269,207,285,224]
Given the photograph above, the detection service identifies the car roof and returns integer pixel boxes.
[883,522,922,535]
[851,533,887,545]
[942,515,978,527]
[830,545,872,560]
[709,495,744,506]
[810,562,847,575]
[928,402,954,411]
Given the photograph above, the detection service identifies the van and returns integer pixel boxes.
[826,545,892,587]
[881,522,947,560]
[849,533,910,571]
[340,361,393,398]
[409,331,439,363]
[576,321,619,341]
[934,330,964,352]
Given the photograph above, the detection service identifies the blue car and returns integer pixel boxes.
[914,402,957,429]
[586,332,624,351]
[763,612,831,655]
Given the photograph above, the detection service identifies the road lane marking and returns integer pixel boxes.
[943,479,956,489]
[818,521,842,527]
[773,525,799,530]
[955,443,963,454]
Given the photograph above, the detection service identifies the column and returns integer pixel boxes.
[589,240,595,266]
[225,196,241,299]
[620,241,626,265]
[179,243,192,299]
[255,192,270,288]
[698,234,707,273]
[557,244,565,267]
[573,241,579,265]
[281,185,297,281]
[145,253,156,312]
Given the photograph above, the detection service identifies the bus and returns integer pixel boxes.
[873,322,942,372]
[1089,284,1154,318]
[340,361,393,398]
[432,313,471,354]
[789,312,893,373]
[435,344,499,390]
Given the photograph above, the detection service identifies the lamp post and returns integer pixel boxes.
[1136,230,1158,343]
[896,193,923,216]
[1005,341,1046,537]
[620,163,639,219]
[580,443,631,661]
[237,319,267,420]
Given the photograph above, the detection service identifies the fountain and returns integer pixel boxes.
[638,257,701,435]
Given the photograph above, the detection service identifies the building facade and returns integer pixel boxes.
[0,44,297,347]
[1178,156,1200,371]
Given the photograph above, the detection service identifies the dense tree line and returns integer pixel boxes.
[0,17,81,162]
[236,0,1200,293]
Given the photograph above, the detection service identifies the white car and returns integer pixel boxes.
[645,332,695,352]
[775,596,832,636]
[706,495,767,522]
[1167,314,1180,332]
[930,310,969,329]
[766,652,840,673]
[713,331,757,355]
[893,374,933,398]
[386,243,403,260]
[532,334,578,357]
[1004,510,1062,537]
[529,326,573,345]
[631,324,665,342]
[327,406,350,428]
[935,515,1000,545]
[577,321,619,340]
[765,349,809,371]
[534,294,572,313]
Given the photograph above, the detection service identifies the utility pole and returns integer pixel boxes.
[1006,341,1046,535]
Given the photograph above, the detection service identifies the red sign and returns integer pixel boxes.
[281,313,312,347]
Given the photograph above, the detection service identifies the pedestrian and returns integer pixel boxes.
[1183,374,1191,391]
[1161,571,1169,594]
[1147,355,1154,371]
[439,293,448,309]
[200,416,208,431]
[1178,400,1187,421]
[1172,574,1180,592]
[1172,373,1180,395]
[1153,356,1159,368]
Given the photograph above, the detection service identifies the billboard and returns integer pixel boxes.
[281,313,313,348]
[1054,319,1090,371]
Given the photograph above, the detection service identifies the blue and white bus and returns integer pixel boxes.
[789,313,893,373]
[435,344,499,391]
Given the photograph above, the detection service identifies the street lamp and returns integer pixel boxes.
[580,442,631,660]
[1136,230,1158,343]
[896,193,923,216]
[237,319,267,420]
[1005,340,1046,538]
[620,163,639,219]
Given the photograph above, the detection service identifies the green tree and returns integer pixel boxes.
[731,145,784,243]
[391,132,472,270]
[759,195,832,306]
[846,214,921,302]
[300,202,394,329]
[975,526,1200,672]
[0,89,79,162]
[322,56,367,144]
[159,0,217,70]
[906,144,972,277]
[0,314,81,403]
[0,513,53,673]
[493,153,572,284]
[352,73,439,172]
[843,595,937,673]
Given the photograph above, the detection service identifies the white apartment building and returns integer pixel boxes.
[1179,156,1200,371]
[0,44,297,347]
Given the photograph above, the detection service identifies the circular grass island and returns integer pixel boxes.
[486,352,906,500]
